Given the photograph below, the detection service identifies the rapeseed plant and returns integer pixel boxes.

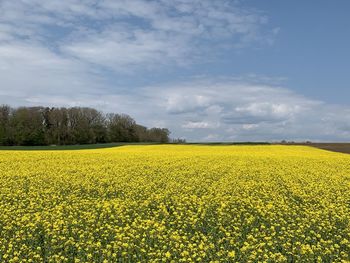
[0,145,349,262]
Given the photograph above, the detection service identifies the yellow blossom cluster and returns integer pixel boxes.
[0,145,350,262]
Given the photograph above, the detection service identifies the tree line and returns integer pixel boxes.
[0,105,171,146]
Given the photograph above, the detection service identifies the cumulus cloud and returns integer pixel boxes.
[4,77,350,142]
[137,79,350,142]
[0,1,348,142]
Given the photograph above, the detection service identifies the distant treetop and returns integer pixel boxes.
[0,105,171,146]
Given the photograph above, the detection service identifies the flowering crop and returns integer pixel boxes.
[0,145,350,262]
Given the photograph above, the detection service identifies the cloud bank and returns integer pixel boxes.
[137,79,350,142]
[5,77,350,142]
[0,1,349,141]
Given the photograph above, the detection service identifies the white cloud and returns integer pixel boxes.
[166,94,211,114]
[4,78,349,142]
[124,79,350,142]
[61,27,192,70]
[0,41,108,104]
[0,0,275,71]
[182,121,219,129]
[242,124,259,130]
[0,1,348,142]
[0,0,278,117]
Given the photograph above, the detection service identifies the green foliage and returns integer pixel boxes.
[0,105,171,146]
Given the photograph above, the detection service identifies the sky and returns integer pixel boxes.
[0,0,349,142]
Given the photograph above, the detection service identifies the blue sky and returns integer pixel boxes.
[0,0,349,141]
[246,0,350,104]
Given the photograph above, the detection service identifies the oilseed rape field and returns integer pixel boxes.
[1,145,350,262]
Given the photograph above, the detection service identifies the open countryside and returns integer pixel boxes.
[1,145,350,262]
[1,1,350,262]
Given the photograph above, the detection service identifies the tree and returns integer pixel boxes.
[84,108,107,143]
[148,128,171,143]
[172,138,186,143]
[135,124,148,142]
[107,113,138,142]
[43,107,69,145]
[10,107,46,146]
[0,105,173,146]
[67,107,93,144]
[0,105,11,145]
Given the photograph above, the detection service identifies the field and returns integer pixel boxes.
[288,143,350,155]
[1,145,350,262]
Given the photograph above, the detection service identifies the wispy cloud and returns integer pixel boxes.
[0,0,275,70]
[0,1,348,142]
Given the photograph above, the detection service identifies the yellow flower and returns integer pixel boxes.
[228,251,236,258]
[0,145,349,262]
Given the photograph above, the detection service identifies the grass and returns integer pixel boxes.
[2,142,349,155]
[0,142,272,151]
[187,142,271,145]
[0,143,127,151]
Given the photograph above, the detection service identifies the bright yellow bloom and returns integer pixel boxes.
[228,251,235,258]
[0,145,349,262]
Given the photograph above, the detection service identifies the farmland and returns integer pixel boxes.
[0,145,350,262]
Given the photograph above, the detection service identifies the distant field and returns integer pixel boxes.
[279,143,350,154]
[0,142,156,151]
[1,145,350,262]
[2,142,349,155]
